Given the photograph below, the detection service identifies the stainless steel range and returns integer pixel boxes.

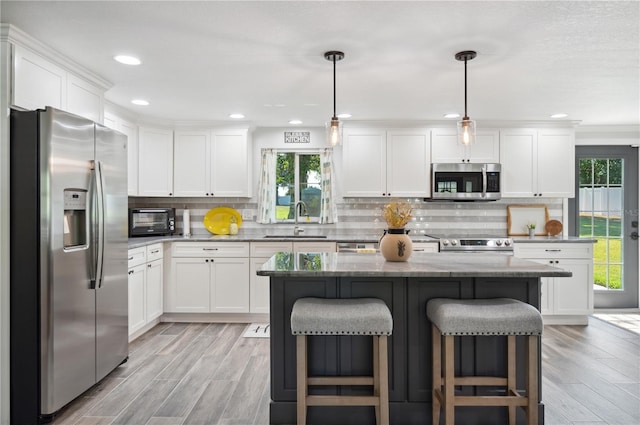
[439,237,513,254]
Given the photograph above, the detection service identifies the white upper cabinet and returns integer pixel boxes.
[173,128,251,197]
[431,128,500,163]
[105,112,139,196]
[501,128,575,198]
[386,129,431,197]
[12,44,104,122]
[66,74,103,123]
[211,129,251,197]
[173,130,210,196]
[343,128,431,197]
[13,44,65,110]
[138,127,174,197]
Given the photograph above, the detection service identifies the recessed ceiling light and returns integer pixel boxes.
[289,120,303,125]
[274,104,286,108]
[550,113,568,119]
[114,55,141,65]
[444,113,460,119]
[131,99,149,106]
[337,113,352,119]
[229,113,245,119]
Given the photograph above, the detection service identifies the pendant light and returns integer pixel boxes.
[325,50,345,147]
[455,50,477,146]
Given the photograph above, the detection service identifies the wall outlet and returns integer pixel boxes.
[241,209,253,220]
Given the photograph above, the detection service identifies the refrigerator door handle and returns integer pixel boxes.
[91,160,106,288]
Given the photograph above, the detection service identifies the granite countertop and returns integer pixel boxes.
[256,251,572,278]
[511,236,596,243]
[127,230,440,248]
[128,231,595,249]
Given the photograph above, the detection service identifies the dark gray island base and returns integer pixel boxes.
[258,252,571,425]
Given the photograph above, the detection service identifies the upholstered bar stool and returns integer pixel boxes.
[427,298,543,425]
[291,297,393,425]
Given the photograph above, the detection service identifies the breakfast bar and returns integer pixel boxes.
[258,252,571,425]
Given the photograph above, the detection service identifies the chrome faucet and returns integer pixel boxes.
[294,201,309,235]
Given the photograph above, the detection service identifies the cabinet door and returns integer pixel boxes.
[386,129,431,197]
[430,128,461,163]
[211,129,250,197]
[342,128,387,197]
[174,130,210,196]
[66,74,104,123]
[210,257,250,313]
[472,130,500,163]
[12,45,66,111]
[120,121,139,196]
[431,128,498,163]
[138,127,174,196]
[536,129,575,197]
[528,259,554,314]
[145,259,163,321]
[500,129,536,197]
[553,259,593,315]
[169,257,210,312]
[128,264,146,336]
[250,258,270,314]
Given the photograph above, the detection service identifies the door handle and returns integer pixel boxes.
[631,232,638,240]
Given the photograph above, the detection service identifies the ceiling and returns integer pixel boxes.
[1,1,639,127]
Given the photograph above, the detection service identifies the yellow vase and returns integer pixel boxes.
[380,229,413,262]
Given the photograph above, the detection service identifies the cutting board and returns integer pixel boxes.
[507,205,549,236]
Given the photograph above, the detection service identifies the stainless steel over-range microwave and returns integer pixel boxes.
[129,208,175,237]
[431,163,501,201]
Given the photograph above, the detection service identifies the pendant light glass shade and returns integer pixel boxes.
[457,117,476,146]
[326,117,343,147]
[455,50,477,146]
[324,51,345,146]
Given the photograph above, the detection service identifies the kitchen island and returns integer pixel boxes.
[258,252,571,425]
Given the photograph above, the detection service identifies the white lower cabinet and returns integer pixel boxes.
[127,243,164,338]
[167,242,250,313]
[249,241,337,314]
[514,242,593,324]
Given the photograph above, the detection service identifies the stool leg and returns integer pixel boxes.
[443,335,455,425]
[432,324,442,425]
[373,335,380,425]
[527,335,539,425]
[507,335,516,425]
[378,335,389,425]
[296,335,307,425]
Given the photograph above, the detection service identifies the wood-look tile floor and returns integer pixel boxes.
[52,318,639,425]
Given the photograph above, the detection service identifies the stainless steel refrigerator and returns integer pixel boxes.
[10,107,128,424]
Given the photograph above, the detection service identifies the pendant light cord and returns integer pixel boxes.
[333,55,337,119]
[463,58,468,120]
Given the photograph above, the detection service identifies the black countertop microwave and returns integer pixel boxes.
[431,163,501,201]
[129,208,175,237]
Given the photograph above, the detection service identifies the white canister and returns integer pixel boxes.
[183,207,191,237]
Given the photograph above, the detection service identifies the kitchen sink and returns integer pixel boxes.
[263,235,328,239]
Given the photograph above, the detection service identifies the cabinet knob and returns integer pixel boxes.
[205,259,209,263]
[169,193,173,196]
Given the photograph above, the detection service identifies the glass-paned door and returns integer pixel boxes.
[570,146,638,308]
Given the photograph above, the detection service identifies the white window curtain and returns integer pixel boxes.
[319,148,338,224]
[257,148,277,223]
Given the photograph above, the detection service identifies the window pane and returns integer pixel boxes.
[299,154,321,218]
[277,153,295,221]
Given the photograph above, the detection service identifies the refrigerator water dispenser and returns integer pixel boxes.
[63,189,87,249]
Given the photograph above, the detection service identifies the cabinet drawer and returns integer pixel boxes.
[172,242,250,258]
[128,247,146,268]
[412,242,439,253]
[514,243,593,259]
[146,243,164,262]
[250,242,293,257]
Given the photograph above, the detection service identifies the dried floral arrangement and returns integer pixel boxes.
[382,201,413,229]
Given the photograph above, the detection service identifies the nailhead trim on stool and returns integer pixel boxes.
[427,298,543,425]
[291,297,393,425]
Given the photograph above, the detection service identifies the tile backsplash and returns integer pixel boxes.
[129,197,564,237]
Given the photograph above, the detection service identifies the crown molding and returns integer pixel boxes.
[3,24,112,91]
